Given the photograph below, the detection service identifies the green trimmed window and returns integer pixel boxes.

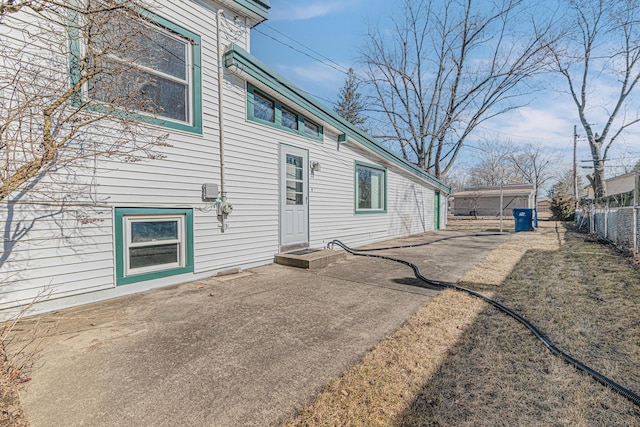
[71,12,202,134]
[355,162,387,214]
[115,208,194,285]
[247,84,323,141]
[254,92,275,122]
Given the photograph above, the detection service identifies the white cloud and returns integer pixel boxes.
[270,1,346,21]
[480,98,577,148]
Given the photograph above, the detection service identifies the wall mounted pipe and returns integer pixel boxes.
[216,9,228,231]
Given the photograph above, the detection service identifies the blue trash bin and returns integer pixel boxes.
[513,208,535,232]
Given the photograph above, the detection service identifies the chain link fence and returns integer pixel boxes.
[576,206,640,256]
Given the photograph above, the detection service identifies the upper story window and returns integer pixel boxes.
[282,108,298,130]
[70,11,202,134]
[304,119,320,137]
[247,84,323,141]
[254,92,275,122]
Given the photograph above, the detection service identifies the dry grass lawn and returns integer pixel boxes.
[284,219,640,426]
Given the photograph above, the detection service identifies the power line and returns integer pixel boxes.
[253,27,349,76]
[261,23,350,74]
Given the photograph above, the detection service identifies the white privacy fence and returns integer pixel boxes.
[576,206,640,255]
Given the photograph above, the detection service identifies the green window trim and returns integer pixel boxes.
[247,84,323,141]
[115,208,194,286]
[354,161,387,214]
[68,9,202,134]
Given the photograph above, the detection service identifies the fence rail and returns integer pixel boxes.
[576,206,640,256]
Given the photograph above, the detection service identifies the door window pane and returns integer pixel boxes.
[286,154,304,205]
[286,181,304,193]
[286,190,304,205]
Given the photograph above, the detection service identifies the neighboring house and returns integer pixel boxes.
[586,171,639,204]
[536,199,551,213]
[451,184,535,216]
[0,0,449,318]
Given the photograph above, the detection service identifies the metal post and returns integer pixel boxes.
[634,206,638,256]
[604,206,608,240]
[573,126,578,205]
[499,184,504,233]
[635,172,639,255]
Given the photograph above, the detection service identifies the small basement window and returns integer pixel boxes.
[115,208,194,285]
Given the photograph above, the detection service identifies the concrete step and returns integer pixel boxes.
[274,248,346,270]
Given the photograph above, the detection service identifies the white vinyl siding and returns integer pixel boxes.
[0,0,441,318]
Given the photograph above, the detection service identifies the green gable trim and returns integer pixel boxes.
[224,43,451,194]
[115,207,194,286]
[233,0,270,20]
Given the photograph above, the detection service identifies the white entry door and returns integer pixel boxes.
[280,144,309,248]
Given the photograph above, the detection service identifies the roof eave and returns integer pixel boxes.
[214,0,269,26]
[224,44,451,194]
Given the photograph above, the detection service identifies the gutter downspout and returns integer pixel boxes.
[217,9,227,231]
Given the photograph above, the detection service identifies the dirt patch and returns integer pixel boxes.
[0,368,29,427]
[285,220,640,426]
[0,342,30,427]
[1,302,50,427]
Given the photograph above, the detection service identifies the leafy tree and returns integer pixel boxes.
[334,68,367,130]
[549,170,578,220]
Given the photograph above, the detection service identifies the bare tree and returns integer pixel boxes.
[0,0,170,203]
[442,162,472,192]
[361,0,553,178]
[548,0,640,198]
[468,140,519,187]
[510,143,556,208]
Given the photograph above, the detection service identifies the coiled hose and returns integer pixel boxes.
[327,237,640,408]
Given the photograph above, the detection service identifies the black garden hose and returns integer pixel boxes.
[327,238,640,408]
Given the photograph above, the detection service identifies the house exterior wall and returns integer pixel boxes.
[0,0,445,318]
[586,172,637,199]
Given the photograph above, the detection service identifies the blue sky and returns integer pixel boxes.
[251,0,640,178]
